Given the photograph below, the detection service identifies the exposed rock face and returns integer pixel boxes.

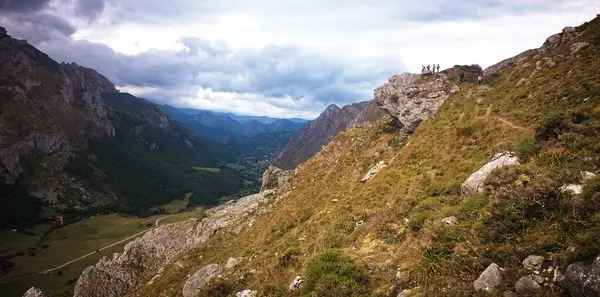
[473,263,504,292]
[74,190,273,297]
[272,100,384,169]
[261,165,291,191]
[361,161,387,183]
[542,26,581,52]
[515,275,541,293]
[226,257,243,269]
[182,264,221,297]
[560,254,600,297]
[21,287,48,297]
[461,152,520,195]
[374,73,452,133]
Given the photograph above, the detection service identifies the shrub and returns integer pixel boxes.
[417,229,459,278]
[408,212,427,232]
[515,137,539,160]
[302,251,370,297]
[425,182,461,197]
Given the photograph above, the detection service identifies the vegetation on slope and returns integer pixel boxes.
[137,17,599,297]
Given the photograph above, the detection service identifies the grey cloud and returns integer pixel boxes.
[0,0,50,13]
[76,0,105,19]
[2,12,76,43]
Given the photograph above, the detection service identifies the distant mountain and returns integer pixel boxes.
[272,100,386,169]
[160,107,305,143]
[0,27,245,228]
[159,105,308,124]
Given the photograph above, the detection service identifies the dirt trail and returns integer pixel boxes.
[40,216,169,274]
[477,104,526,130]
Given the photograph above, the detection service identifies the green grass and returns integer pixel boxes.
[193,166,221,173]
[150,192,192,214]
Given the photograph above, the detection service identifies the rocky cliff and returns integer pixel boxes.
[0,27,245,227]
[272,100,385,169]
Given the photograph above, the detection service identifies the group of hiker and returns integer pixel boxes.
[458,71,485,84]
[421,64,440,74]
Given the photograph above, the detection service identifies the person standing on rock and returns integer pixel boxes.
[432,63,436,73]
[422,65,426,73]
[427,64,431,72]
[437,64,440,73]
[477,74,483,85]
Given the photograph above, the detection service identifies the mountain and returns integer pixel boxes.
[160,107,305,143]
[69,16,600,297]
[0,27,245,228]
[272,100,386,169]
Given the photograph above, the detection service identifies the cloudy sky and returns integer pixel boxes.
[1,0,598,118]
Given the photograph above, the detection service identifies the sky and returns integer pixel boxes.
[0,0,598,119]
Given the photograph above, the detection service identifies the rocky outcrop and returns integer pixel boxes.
[261,165,291,191]
[461,152,520,195]
[441,216,458,226]
[289,275,304,291]
[560,254,600,297]
[74,190,273,297]
[272,100,384,169]
[374,72,452,133]
[21,287,47,297]
[226,257,243,269]
[473,263,504,292]
[541,26,581,52]
[523,255,545,271]
[361,161,387,183]
[182,264,221,297]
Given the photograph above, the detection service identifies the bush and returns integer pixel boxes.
[515,137,539,160]
[302,251,370,297]
[408,212,427,232]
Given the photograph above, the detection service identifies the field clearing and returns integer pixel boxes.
[0,202,204,297]
[192,166,221,172]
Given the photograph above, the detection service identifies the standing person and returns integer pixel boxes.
[477,74,482,85]
[422,65,425,73]
[437,64,440,73]
[432,63,436,73]
[459,72,465,83]
[427,64,431,72]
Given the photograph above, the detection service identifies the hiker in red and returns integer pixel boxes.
[427,65,431,72]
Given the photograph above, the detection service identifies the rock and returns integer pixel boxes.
[515,275,541,293]
[21,287,48,297]
[361,161,387,182]
[461,152,520,195]
[503,290,517,297]
[582,171,596,181]
[289,275,304,291]
[560,254,600,297]
[523,255,545,270]
[441,216,458,226]
[226,257,243,269]
[236,289,258,297]
[571,42,590,54]
[261,165,291,191]
[397,287,419,297]
[450,84,461,93]
[74,190,273,297]
[516,78,528,87]
[374,73,452,133]
[560,184,583,195]
[533,274,546,284]
[182,264,221,297]
[473,263,504,292]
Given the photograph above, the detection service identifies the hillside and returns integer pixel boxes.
[272,100,386,169]
[67,16,600,297]
[0,27,245,228]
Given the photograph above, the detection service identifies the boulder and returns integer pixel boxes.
[441,216,458,226]
[374,73,452,133]
[582,171,596,181]
[182,264,221,297]
[461,152,520,195]
[473,263,504,292]
[236,290,258,297]
[515,276,541,294]
[261,165,291,191]
[560,184,583,195]
[361,161,387,182]
[523,255,545,271]
[289,275,304,291]
[22,287,48,297]
[226,257,243,269]
[450,84,461,93]
[560,254,600,297]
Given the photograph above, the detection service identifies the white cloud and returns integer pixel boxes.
[4,0,600,119]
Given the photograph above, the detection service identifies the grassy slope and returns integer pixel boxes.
[137,18,600,297]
